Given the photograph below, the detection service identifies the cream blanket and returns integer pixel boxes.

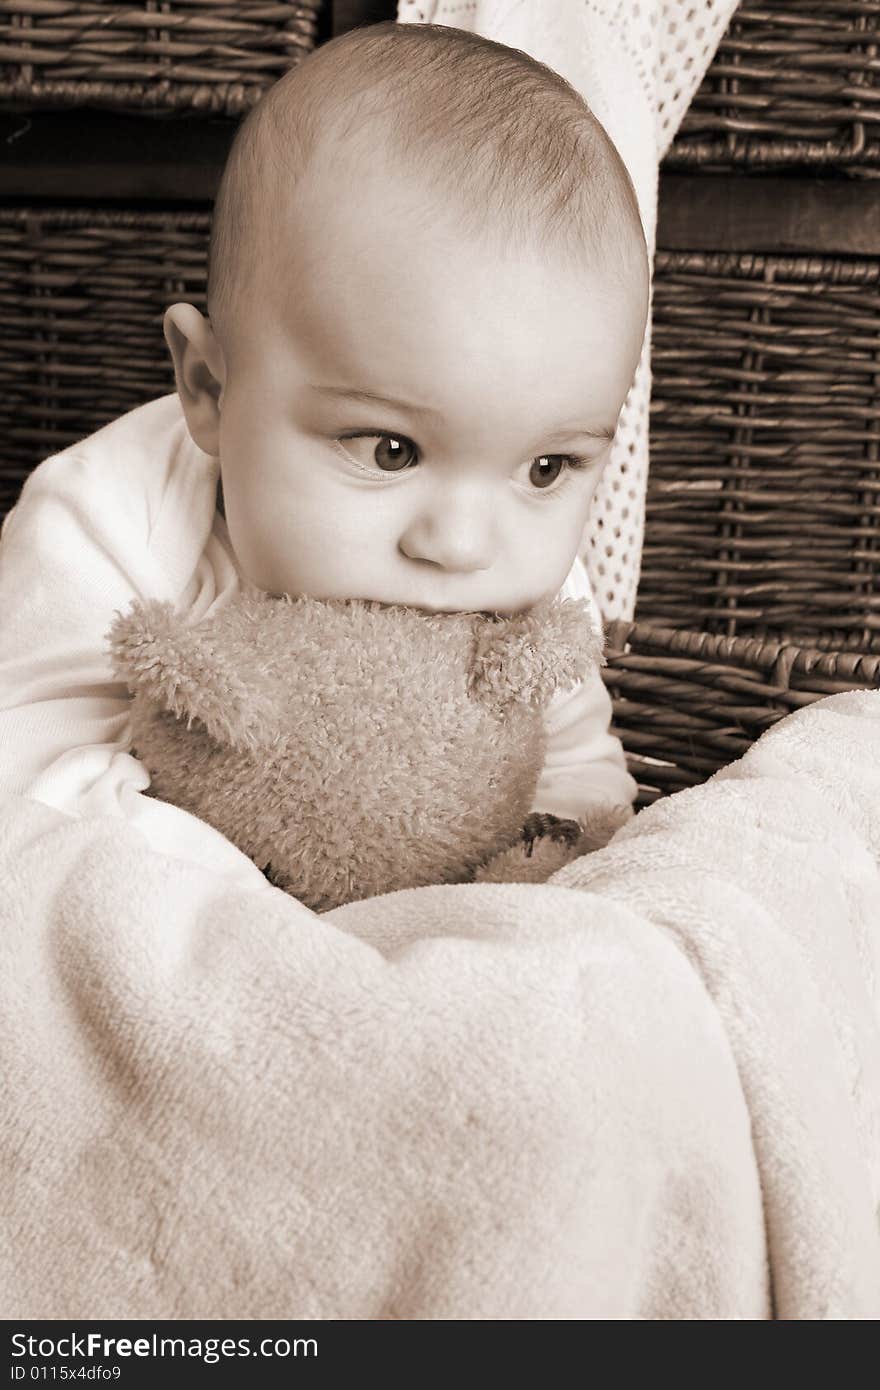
[2,690,878,1319]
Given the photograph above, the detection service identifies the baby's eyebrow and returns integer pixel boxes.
[543,422,616,446]
[306,383,442,418]
[307,383,616,444]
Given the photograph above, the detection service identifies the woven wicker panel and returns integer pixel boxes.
[0,207,208,515]
[604,619,880,805]
[640,248,880,653]
[0,2,321,115]
[665,0,879,176]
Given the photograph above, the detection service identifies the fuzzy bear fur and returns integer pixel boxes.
[108,587,609,911]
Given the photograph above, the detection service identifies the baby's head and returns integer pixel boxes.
[165,21,649,616]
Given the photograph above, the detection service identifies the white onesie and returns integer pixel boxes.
[0,393,637,882]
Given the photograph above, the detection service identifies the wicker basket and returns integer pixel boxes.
[639,248,880,654]
[0,2,322,116]
[0,204,877,803]
[603,619,880,806]
[665,0,880,177]
[0,206,204,515]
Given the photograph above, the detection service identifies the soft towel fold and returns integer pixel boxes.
[1,689,878,1319]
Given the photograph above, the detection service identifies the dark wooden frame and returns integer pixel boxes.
[331,0,396,32]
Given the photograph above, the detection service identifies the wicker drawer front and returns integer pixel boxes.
[0,2,321,115]
[665,0,879,176]
[604,620,880,804]
[0,207,207,516]
[641,248,880,654]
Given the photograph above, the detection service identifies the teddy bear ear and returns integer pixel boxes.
[468,597,604,711]
[107,598,273,753]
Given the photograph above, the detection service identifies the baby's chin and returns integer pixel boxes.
[333,575,546,615]
[353,587,553,618]
[236,547,563,617]
[262,588,545,617]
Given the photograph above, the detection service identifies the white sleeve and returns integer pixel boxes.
[529,557,638,821]
[0,408,264,887]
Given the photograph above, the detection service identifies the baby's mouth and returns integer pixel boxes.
[407,600,509,619]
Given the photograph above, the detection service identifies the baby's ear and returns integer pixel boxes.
[468,597,604,711]
[107,598,273,753]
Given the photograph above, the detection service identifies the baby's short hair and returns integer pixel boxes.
[207,22,646,349]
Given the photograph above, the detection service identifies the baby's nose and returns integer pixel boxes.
[398,486,497,573]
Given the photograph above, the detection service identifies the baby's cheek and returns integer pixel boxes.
[540,505,589,570]
[222,497,297,593]
[259,496,372,596]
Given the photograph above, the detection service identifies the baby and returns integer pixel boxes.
[0,22,648,882]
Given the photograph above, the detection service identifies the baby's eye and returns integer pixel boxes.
[522,454,593,494]
[336,434,419,473]
[528,455,568,490]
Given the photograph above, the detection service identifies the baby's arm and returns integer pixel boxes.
[0,451,147,808]
[0,405,265,885]
[528,557,638,844]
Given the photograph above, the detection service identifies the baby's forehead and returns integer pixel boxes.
[210,25,648,363]
[252,220,641,452]
[262,123,636,282]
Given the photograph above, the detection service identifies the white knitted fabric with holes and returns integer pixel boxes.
[397,0,739,619]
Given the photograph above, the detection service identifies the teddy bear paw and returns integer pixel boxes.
[473,813,586,885]
[521,811,583,857]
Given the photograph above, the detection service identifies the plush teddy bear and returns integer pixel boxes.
[108,587,625,911]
